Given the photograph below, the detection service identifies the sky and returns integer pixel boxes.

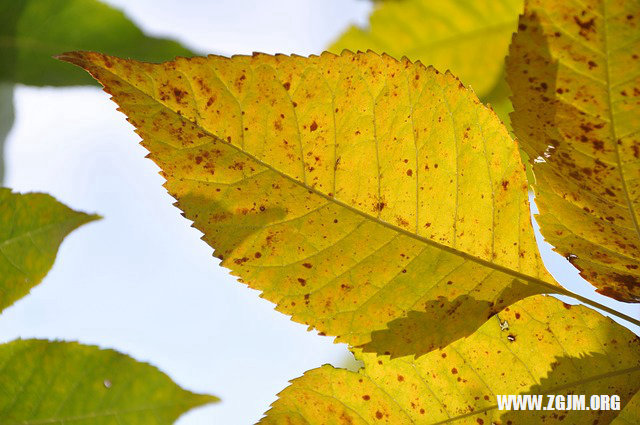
[2,1,638,424]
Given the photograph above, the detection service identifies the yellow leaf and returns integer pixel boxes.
[330,0,523,98]
[61,50,560,357]
[507,0,640,302]
[261,295,640,424]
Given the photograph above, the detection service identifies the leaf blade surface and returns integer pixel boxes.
[61,50,558,356]
[0,189,98,312]
[507,0,640,302]
[0,339,217,424]
[261,296,640,424]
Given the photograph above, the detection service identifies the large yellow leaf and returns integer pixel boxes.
[507,0,640,302]
[261,295,640,424]
[330,0,523,99]
[61,50,561,357]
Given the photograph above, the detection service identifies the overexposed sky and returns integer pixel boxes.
[2,1,638,424]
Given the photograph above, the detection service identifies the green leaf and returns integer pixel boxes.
[261,295,640,424]
[0,0,195,87]
[330,0,523,99]
[0,189,99,312]
[0,339,217,424]
[60,50,569,358]
[507,0,640,302]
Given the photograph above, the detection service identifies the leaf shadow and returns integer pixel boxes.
[498,352,640,424]
[359,279,541,358]
[172,193,288,263]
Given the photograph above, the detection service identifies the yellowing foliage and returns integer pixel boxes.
[507,0,640,302]
[262,296,640,424]
[331,0,523,98]
[61,50,563,357]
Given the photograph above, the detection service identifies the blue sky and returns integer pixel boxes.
[2,1,638,424]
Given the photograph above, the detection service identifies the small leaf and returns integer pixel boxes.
[0,0,195,87]
[507,0,640,302]
[261,296,640,424]
[61,50,561,357]
[0,189,99,312]
[330,0,523,98]
[0,339,217,424]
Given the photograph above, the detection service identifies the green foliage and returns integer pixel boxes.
[0,339,217,424]
[0,189,98,312]
[0,0,194,87]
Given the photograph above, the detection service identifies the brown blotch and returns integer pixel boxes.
[310,121,318,132]
[297,278,307,286]
[397,375,404,382]
[612,273,639,290]
[574,16,596,32]
[406,169,413,176]
[283,82,291,90]
[501,180,509,190]
[302,263,313,269]
[451,367,458,374]
[173,88,186,103]
[362,395,370,401]
[254,252,262,258]
[375,411,383,420]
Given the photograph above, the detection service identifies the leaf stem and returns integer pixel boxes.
[547,283,640,328]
